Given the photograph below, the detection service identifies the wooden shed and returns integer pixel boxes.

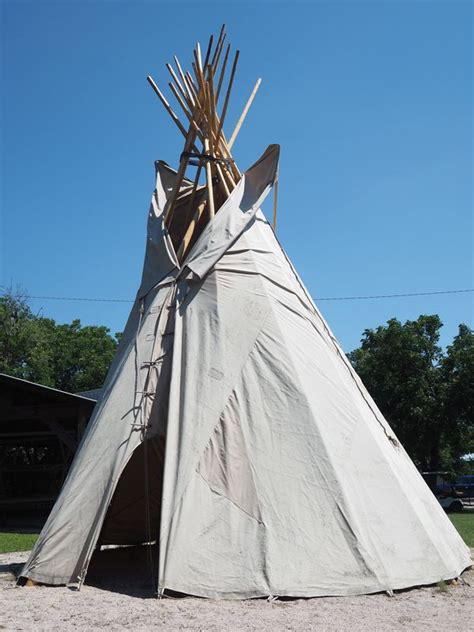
[0,373,97,525]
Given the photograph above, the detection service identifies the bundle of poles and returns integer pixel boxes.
[146,25,262,261]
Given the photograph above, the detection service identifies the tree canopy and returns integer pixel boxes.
[0,291,119,393]
[349,315,473,473]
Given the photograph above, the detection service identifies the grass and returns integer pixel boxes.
[0,513,472,555]
[0,532,39,554]
[449,512,474,547]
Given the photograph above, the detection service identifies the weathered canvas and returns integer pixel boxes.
[20,145,471,597]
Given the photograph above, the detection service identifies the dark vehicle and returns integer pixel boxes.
[454,475,474,500]
[434,484,464,512]
[423,472,474,512]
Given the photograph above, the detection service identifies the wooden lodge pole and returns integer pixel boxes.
[147,27,264,255]
[228,78,262,150]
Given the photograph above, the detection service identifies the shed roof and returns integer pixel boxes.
[0,373,97,405]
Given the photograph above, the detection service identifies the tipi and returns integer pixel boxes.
[20,27,471,598]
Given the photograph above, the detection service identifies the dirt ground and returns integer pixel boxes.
[1,549,473,631]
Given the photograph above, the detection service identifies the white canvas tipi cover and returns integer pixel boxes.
[21,145,471,597]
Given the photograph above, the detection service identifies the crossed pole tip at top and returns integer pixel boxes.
[146,25,263,262]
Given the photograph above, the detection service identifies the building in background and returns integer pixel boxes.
[0,373,97,527]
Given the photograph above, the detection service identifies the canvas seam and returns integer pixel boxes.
[195,470,264,525]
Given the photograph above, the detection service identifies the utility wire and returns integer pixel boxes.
[0,289,472,304]
[16,295,133,304]
[316,289,474,302]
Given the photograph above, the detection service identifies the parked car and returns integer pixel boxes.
[436,490,466,512]
[454,475,474,499]
[423,471,474,512]
[435,476,474,512]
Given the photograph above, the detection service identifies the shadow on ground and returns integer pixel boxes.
[0,562,24,579]
[85,544,159,598]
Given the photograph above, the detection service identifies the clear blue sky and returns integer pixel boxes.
[1,0,472,351]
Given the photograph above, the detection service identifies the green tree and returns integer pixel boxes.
[349,315,445,471]
[44,319,119,392]
[349,316,474,472]
[0,290,119,392]
[0,290,51,384]
[441,324,474,472]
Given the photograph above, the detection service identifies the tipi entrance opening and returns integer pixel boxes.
[98,435,165,546]
[86,435,165,592]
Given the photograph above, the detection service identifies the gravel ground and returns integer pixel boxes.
[1,549,473,631]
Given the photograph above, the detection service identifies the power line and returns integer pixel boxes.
[19,295,133,304]
[316,289,474,302]
[1,288,472,304]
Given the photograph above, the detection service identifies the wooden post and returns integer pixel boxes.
[215,50,240,145]
[164,124,198,225]
[146,76,188,138]
[203,138,215,219]
[215,43,231,104]
[272,177,279,231]
[228,78,262,149]
[174,56,196,106]
[202,33,214,69]
[177,198,208,260]
[211,24,226,70]
[166,63,190,105]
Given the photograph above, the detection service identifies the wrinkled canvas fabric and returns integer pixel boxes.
[21,144,471,597]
